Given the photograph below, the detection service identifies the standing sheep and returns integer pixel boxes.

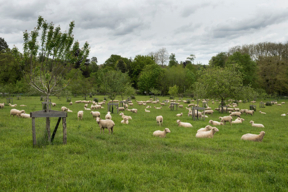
[153,128,171,137]
[77,111,84,121]
[96,117,115,134]
[105,112,112,119]
[10,109,25,117]
[219,116,232,125]
[241,131,265,142]
[156,115,163,126]
[91,111,100,118]
[229,111,241,117]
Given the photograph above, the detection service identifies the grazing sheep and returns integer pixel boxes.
[10,109,25,117]
[121,117,129,124]
[154,106,162,109]
[9,103,17,107]
[176,112,183,117]
[20,113,31,118]
[20,105,27,107]
[240,109,247,113]
[153,128,171,138]
[229,111,241,117]
[146,105,151,108]
[176,120,192,127]
[179,105,183,108]
[156,115,163,126]
[281,102,285,104]
[105,112,112,119]
[195,127,218,138]
[52,103,56,107]
[77,111,84,121]
[119,112,132,120]
[281,114,286,117]
[118,107,125,111]
[84,104,88,108]
[0,103,4,108]
[69,102,73,105]
[232,117,245,124]
[91,111,100,118]
[209,120,223,126]
[219,116,232,125]
[96,117,115,134]
[197,125,219,133]
[61,106,68,112]
[84,107,91,110]
[131,108,138,113]
[259,111,266,114]
[145,109,150,112]
[250,120,264,128]
[241,131,265,142]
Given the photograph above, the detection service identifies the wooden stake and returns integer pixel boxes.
[32,117,36,146]
[62,117,67,144]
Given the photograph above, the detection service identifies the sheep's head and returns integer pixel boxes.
[21,110,25,113]
[209,120,213,124]
[164,128,171,133]
[176,120,180,124]
[96,117,101,123]
[260,131,265,135]
[119,112,123,116]
[249,120,254,124]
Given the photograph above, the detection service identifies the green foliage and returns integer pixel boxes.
[209,52,228,67]
[150,88,161,95]
[0,37,9,52]
[186,54,196,64]
[168,85,178,99]
[168,53,178,67]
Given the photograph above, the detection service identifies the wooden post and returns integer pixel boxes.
[32,117,36,146]
[46,117,51,142]
[62,117,67,144]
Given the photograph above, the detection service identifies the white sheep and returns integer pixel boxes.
[245,110,254,116]
[219,116,232,125]
[67,109,73,112]
[176,112,183,117]
[20,105,26,107]
[156,115,163,126]
[153,128,171,138]
[119,112,132,120]
[145,109,150,112]
[229,111,241,117]
[0,103,4,108]
[118,107,125,111]
[176,120,192,127]
[84,104,88,108]
[20,113,31,118]
[209,120,223,126]
[52,103,56,106]
[84,107,91,110]
[197,125,219,133]
[259,111,266,114]
[146,105,151,108]
[249,120,264,128]
[241,131,265,142]
[121,117,129,124]
[96,117,115,134]
[9,103,17,107]
[232,117,245,124]
[91,111,100,118]
[195,127,218,138]
[61,106,68,112]
[105,112,112,119]
[77,111,83,121]
[154,106,162,109]
[131,108,138,113]
[281,114,286,117]
[69,102,73,105]
[10,109,25,117]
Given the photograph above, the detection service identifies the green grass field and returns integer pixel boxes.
[0,96,288,191]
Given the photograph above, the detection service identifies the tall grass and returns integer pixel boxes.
[0,96,287,191]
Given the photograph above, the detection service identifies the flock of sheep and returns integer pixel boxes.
[2,98,287,143]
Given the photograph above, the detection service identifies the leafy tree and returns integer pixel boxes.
[103,55,130,71]
[12,16,90,101]
[138,64,164,94]
[150,88,161,95]
[168,53,178,67]
[168,85,179,99]
[0,37,9,52]
[197,65,243,108]
[91,56,98,64]
[209,52,228,67]
[186,54,196,64]
[116,59,127,73]
[226,52,257,87]
[0,51,22,84]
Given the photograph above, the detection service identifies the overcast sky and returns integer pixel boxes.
[1,0,288,64]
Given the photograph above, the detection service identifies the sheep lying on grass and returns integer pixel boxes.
[145,109,150,112]
[20,113,31,118]
[119,112,132,120]
[156,115,163,126]
[153,128,171,137]
[9,103,17,107]
[281,114,286,117]
[176,120,192,127]
[241,131,265,142]
[197,125,219,133]
[61,106,68,112]
[250,120,264,128]
[77,111,83,121]
[20,105,26,107]
[209,120,223,126]
[232,117,245,124]
[196,127,218,138]
[176,113,183,117]
[96,117,115,134]
[229,111,241,117]
[259,111,266,114]
[10,109,25,117]
[121,117,129,124]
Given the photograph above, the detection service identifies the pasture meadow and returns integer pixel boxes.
[0,96,288,191]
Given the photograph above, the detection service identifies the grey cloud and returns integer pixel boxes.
[181,2,211,17]
[174,23,202,34]
[212,11,288,38]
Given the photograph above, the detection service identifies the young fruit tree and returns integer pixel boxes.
[12,16,90,102]
[197,65,243,111]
